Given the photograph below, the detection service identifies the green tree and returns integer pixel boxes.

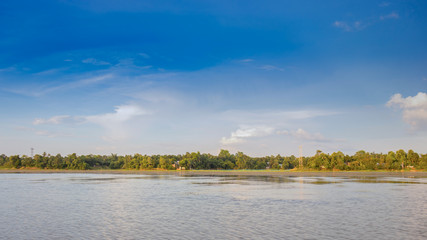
[141,156,154,169]
[235,152,249,169]
[20,155,34,168]
[9,155,21,169]
[218,149,235,169]
[330,151,346,170]
[34,154,47,169]
[418,154,427,169]
[271,155,281,169]
[0,154,7,166]
[407,150,419,168]
[386,151,398,170]
[159,156,172,169]
[121,155,131,169]
[396,149,407,169]
[309,150,330,170]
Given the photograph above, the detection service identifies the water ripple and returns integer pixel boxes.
[0,173,425,239]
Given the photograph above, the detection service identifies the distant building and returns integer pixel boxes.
[173,161,185,170]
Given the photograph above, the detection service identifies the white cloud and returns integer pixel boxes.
[334,21,351,31]
[4,73,112,97]
[33,115,77,125]
[34,130,58,138]
[221,125,275,145]
[292,128,326,142]
[335,11,398,32]
[259,65,284,71]
[32,104,150,141]
[276,130,289,135]
[221,109,338,124]
[334,21,366,32]
[113,58,152,70]
[387,92,427,129]
[134,89,181,104]
[85,104,150,141]
[33,68,69,76]
[15,126,69,138]
[37,74,113,96]
[82,58,110,65]
[239,58,254,63]
[379,2,390,7]
[221,126,331,146]
[0,66,16,72]
[138,53,150,59]
[380,12,399,20]
[218,109,338,146]
[86,104,148,124]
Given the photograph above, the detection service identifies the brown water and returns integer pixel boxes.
[1,174,426,239]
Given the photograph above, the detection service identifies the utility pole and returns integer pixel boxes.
[299,145,303,168]
[31,148,34,158]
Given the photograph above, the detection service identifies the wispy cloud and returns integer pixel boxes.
[334,21,351,31]
[86,104,148,125]
[387,92,427,130]
[259,65,284,71]
[334,11,399,32]
[333,21,366,32]
[40,73,113,95]
[34,130,60,138]
[379,2,390,7]
[292,128,327,142]
[82,58,111,65]
[380,12,399,20]
[220,125,275,145]
[138,53,150,59]
[0,66,16,72]
[33,67,70,76]
[33,115,82,125]
[33,104,150,141]
[113,58,153,70]
[221,126,331,146]
[87,104,150,141]
[4,73,113,97]
[238,58,254,63]
[276,130,289,135]
[221,109,338,124]
[218,109,338,146]
[15,126,70,138]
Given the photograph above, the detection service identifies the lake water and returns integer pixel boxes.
[0,173,426,240]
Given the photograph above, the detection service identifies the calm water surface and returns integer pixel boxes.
[0,173,426,240]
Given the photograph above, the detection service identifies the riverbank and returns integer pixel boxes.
[0,169,426,177]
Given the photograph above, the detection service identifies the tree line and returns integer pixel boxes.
[0,149,426,171]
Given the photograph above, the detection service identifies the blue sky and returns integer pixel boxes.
[1,0,426,156]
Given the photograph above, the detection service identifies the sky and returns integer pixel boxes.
[1,0,426,157]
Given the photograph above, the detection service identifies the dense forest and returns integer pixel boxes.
[0,149,426,171]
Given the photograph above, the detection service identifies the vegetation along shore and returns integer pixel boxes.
[1,149,426,172]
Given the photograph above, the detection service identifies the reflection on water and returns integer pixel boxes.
[189,175,427,185]
[0,173,426,240]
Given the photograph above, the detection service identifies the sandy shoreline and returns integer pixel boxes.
[0,169,426,178]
